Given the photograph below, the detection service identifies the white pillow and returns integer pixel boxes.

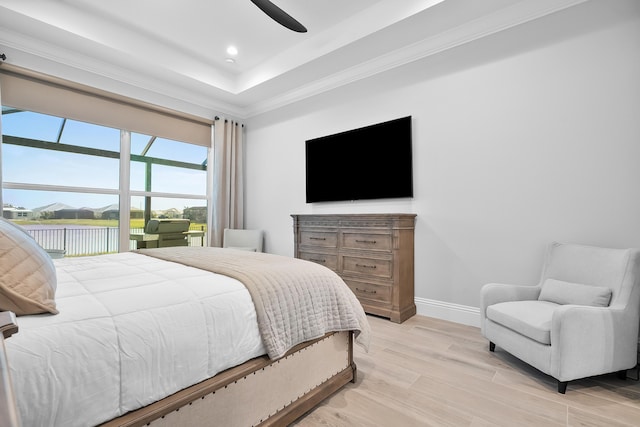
[0,218,58,315]
[538,278,612,307]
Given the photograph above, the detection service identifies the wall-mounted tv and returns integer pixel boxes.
[305,116,413,203]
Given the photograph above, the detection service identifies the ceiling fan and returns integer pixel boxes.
[250,0,307,33]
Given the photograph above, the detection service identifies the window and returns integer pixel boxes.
[2,109,120,188]
[1,107,209,256]
[3,188,120,255]
[130,133,207,194]
[128,133,208,250]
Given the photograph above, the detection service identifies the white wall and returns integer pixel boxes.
[244,1,640,325]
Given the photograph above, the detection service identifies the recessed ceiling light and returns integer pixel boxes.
[226,46,238,56]
[225,58,235,64]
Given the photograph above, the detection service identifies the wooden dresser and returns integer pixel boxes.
[292,213,416,323]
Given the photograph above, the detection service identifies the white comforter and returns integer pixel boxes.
[5,252,266,427]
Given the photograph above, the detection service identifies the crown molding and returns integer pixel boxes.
[244,0,589,117]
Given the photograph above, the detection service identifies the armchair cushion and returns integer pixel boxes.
[486,300,559,345]
[538,278,612,307]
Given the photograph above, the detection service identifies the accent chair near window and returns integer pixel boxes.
[223,228,264,252]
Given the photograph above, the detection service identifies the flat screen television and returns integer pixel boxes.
[305,116,413,203]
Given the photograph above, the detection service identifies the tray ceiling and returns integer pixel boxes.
[0,0,587,118]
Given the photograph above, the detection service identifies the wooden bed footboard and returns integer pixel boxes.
[101,331,355,427]
[0,312,20,427]
[2,314,355,427]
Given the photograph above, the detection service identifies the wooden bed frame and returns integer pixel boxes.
[0,311,356,427]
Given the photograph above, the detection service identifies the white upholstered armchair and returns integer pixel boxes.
[481,242,640,393]
[222,228,264,252]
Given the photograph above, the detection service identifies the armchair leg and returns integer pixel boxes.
[617,370,627,380]
[489,342,495,352]
[558,381,568,394]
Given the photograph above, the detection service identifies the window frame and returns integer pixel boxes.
[0,68,213,252]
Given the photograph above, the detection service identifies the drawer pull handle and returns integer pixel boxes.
[310,258,326,263]
[356,239,377,244]
[309,237,326,241]
[355,264,377,269]
[356,287,377,294]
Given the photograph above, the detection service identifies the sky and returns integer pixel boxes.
[1,108,208,212]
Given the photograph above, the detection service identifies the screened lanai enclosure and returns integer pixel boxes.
[0,106,209,256]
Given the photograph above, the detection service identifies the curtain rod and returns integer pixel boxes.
[214,116,244,127]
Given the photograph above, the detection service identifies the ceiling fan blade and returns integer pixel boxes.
[251,0,307,33]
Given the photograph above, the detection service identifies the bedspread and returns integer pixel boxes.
[139,247,371,359]
[6,252,266,427]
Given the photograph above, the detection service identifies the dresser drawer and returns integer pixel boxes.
[342,232,392,251]
[342,255,392,279]
[300,230,338,248]
[298,251,338,271]
[345,280,391,304]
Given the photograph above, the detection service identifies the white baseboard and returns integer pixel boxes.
[415,297,481,328]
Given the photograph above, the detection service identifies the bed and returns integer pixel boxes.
[0,218,370,427]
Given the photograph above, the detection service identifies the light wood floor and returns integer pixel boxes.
[294,314,640,426]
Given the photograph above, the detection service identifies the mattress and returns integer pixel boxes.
[5,252,266,427]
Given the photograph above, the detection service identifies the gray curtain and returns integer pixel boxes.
[210,118,244,247]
